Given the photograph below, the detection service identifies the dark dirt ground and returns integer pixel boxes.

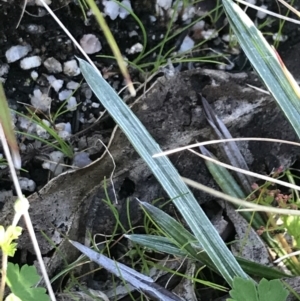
[2,0,300,300]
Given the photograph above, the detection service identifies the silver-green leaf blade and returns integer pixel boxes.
[222,0,300,138]
[78,58,249,286]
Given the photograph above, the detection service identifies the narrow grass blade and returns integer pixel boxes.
[70,240,183,301]
[126,234,290,280]
[201,146,300,274]
[79,58,249,286]
[125,234,188,258]
[0,83,21,169]
[222,0,300,138]
[138,201,205,260]
[201,95,253,194]
[85,0,135,96]
[200,146,265,230]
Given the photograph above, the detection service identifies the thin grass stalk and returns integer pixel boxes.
[0,123,56,301]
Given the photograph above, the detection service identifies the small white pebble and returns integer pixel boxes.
[91,102,100,108]
[119,0,132,19]
[202,29,219,40]
[0,64,9,77]
[104,0,120,20]
[149,15,156,22]
[42,151,65,176]
[19,177,36,192]
[83,87,92,99]
[64,122,72,134]
[20,56,41,70]
[63,59,80,77]
[30,89,52,111]
[18,116,36,133]
[156,0,172,10]
[25,24,45,34]
[55,122,72,136]
[51,80,64,92]
[58,130,71,140]
[31,70,38,80]
[67,81,80,90]
[43,57,62,73]
[192,20,205,31]
[181,6,195,22]
[80,34,102,54]
[128,30,138,38]
[50,151,64,162]
[256,5,268,19]
[73,152,92,168]
[59,89,72,101]
[78,113,85,123]
[47,75,64,92]
[5,45,32,63]
[66,96,77,111]
[179,36,195,53]
[127,43,143,54]
[55,123,66,131]
[47,75,56,84]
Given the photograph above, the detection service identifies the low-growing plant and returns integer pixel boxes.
[0,83,54,300]
[14,107,74,160]
[228,277,289,301]
[94,0,226,75]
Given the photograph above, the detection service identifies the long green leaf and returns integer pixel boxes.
[78,58,248,286]
[222,0,300,138]
[127,234,290,280]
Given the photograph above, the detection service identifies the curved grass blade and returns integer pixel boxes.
[126,234,290,280]
[79,58,249,286]
[222,0,300,138]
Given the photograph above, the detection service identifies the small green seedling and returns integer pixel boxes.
[95,0,225,75]
[0,202,50,301]
[15,108,74,159]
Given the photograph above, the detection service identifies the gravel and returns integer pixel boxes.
[80,34,102,54]
[43,57,63,73]
[5,45,32,63]
[20,56,42,70]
